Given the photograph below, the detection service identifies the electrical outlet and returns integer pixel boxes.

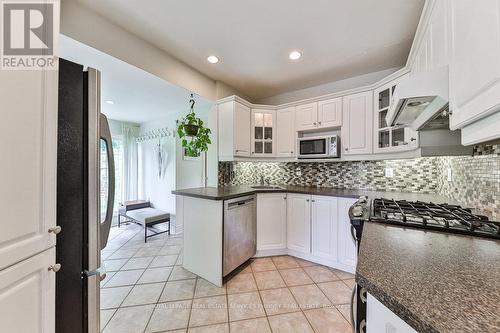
[385,167,394,178]
[447,168,453,182]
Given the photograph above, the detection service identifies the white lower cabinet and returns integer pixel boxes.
[338,197,358,268]
[286,194,311,254]
[367,293,417,333]
[257,193,287,251]
[0,247,56,333]
[311,196,338,261]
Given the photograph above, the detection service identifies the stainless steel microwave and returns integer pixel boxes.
[298,135,340,159]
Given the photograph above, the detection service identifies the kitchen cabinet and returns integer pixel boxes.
[366,293,417,333]
[276,107,296,157]
[257,193,287,251]
[295,98,342,131]
[295,102,318,131]
[318,97,342,128]
[373,76,418,153]
[342,91,374,155]
[0,67,58,271]
[338,198,357,268]
[218,100,251,160]
[286,194,311,254]
[311,196,338,262]
[251,109,276,156]
[0,247,56,333]
[448,0,500,141]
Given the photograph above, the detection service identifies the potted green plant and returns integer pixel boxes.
[176,94,212,157]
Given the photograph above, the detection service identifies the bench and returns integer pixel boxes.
[118,201,170,242]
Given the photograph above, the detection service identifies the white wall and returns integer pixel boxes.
[60,1,216,100]
[139,116,178,215]
[256,67,401,105]
[139,102,215,234]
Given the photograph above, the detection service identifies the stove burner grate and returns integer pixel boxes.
[370,198,500,239]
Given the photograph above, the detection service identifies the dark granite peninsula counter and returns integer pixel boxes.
[356,222,500,333]
[173,185,457,203]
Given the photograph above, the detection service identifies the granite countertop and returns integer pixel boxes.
[356,222,500,333]
[172,185,458,203]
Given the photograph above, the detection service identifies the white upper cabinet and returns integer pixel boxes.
[449,0,500,136]
[341,91,373,155]
[0,69,58,270]
[257,193,287,251]
[296,99,342,132]
[218,101,251,160]
[251,109,276,157]
[295,102,318,131]
[373,75,418,153]
[311,196,338,262]
[276,107,296,157]
[337,198,357,269]
[287,194,311,254]
[318,97,342,128]
[0,247,56,333]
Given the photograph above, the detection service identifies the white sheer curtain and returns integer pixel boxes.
[122,124,139,202]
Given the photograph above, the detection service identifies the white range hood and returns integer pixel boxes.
[386,66,449,130]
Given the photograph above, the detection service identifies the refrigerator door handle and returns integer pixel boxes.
[100,113,115,250]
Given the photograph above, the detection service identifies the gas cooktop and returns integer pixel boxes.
[370,198,500,240]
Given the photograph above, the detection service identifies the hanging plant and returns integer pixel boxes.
[176,94,212,157]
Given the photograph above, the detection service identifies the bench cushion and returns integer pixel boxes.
[126,208,169,225]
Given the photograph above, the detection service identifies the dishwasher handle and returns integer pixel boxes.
[227,197,255,209]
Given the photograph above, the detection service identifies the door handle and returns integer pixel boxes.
[48,264,61,273]
[100,114,115,250]
[48,226,62,234]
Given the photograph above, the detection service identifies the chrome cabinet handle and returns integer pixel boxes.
[48,264,61,273]
[48,226,62,234]
[283,196,287,200]
[345,148,348,151]
[410,137,417,141]
[313,122,317,126]
[290,151,293,154]
[318,121,322,125]
[306,199,310,202]
[311,199,315,202]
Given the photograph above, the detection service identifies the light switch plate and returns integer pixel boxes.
[385,167,394,178]
[447,168,452,182]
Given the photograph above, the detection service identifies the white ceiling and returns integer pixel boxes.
[59,34,212,124]
[70,0,424,100]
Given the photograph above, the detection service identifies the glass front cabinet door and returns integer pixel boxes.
[251,109,276,157]
[373,74,419,153]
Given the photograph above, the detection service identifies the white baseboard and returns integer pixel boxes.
[254,248,355,274]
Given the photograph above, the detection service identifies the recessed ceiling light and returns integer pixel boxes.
[105,100,114,105]
[207,55,219,64]
[289,51,302,60]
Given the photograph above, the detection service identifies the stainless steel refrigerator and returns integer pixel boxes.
[56,58,114,333]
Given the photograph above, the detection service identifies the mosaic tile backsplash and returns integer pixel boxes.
[219,144,500,219]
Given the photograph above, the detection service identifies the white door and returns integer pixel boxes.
[318,98,342,129]
[311,196,338,262]
[257,193,287,251]
[295,103,318,131]
[337,198,357,269]
[342,91,373,155]
[449,0,500,130]
[251,109,276,157]
[234,102,251,156]
[0,68,58,270]
[276,107,296,157]
[0,247,56,333]
[286,194,311,254]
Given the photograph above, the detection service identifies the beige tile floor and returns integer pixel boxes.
[100,223,354,333]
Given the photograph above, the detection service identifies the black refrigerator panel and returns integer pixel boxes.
[56,58,87,333]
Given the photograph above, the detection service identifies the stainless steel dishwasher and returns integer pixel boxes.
[223,195,256,277]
